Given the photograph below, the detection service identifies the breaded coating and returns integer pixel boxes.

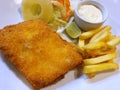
[0,19,82,90]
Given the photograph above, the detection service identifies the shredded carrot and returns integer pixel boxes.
[54,0,73,21]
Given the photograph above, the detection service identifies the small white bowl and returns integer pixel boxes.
[74,0,108,31]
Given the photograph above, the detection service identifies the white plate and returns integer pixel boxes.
[0,0,120,90]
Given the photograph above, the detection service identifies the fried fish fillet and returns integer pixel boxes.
[0,19,82,90]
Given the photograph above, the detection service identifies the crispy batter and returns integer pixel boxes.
[0,19,82,90]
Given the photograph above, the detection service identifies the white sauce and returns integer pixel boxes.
[78,5,103,23]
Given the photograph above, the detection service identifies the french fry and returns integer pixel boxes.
[107,36,120,47]
[108,35,116,41]
[86,73,96,78]
[107,59,114,63]
[77,25,120,78]
[90,26,111,43]
[80,27,104,40]
[78,39,85,56]
[83,63,119,74]
[86,47,116,57]
[78,39,85,48]
[84,53,117,65]
[91,30,110,42]
[84,42,106,50]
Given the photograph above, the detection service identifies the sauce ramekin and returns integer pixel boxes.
[74,0,108,31]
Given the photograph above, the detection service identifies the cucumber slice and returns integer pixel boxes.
[22,0,53,23]
[66,22,81,38]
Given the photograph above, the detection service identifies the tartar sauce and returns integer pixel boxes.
[78,5,103,23]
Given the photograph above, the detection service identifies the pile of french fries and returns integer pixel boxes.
[78,25,120,78]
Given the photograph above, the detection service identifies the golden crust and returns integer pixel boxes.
[0,19,82,90]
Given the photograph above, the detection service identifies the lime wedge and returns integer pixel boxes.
[66,22,81,38]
